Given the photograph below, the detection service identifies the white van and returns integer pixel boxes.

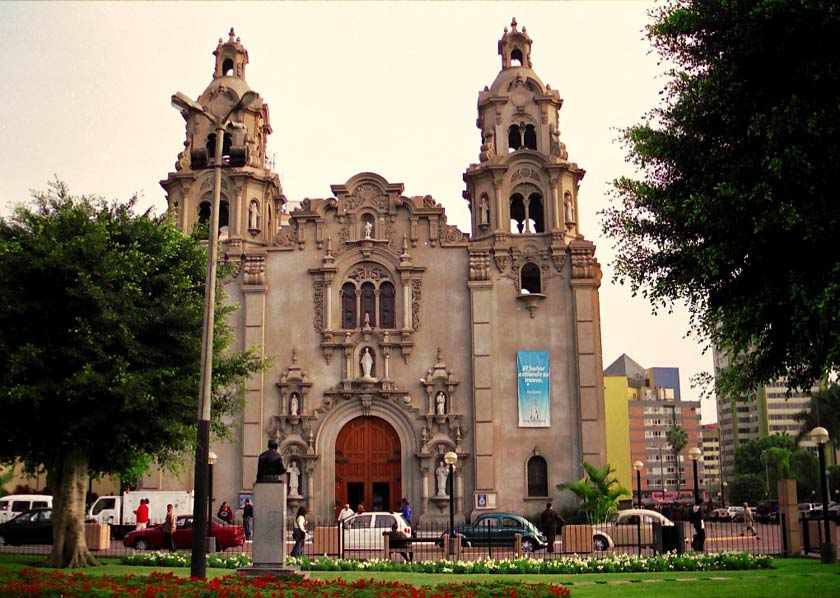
[0,494,53,523]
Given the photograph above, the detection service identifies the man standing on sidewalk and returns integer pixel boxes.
[539,502,565,554]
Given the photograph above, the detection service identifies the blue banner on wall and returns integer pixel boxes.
[517,351,550,428]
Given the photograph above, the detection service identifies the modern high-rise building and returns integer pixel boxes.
[701,423,722,502]
[713,347,817,483]
[604,354,703,501]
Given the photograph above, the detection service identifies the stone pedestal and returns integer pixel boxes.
[238,480,303,577]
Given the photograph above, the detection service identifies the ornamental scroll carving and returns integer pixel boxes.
[511,166,541,184]
[571,246,597,279]
[312,280,324,332]
[411,279,422,331]
[243,255,266,286]
[469,252,491,281]
[345,183,389,210]
[272,225,296,248]
[348,264,390,283]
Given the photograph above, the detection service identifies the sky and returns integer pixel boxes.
[0,1,717,422]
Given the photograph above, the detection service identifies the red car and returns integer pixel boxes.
[123,515,244,551]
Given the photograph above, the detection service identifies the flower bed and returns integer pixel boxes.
[0,569,570,598]
[120,550,772,574]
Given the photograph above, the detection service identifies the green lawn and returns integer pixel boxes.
[0,554,837,598]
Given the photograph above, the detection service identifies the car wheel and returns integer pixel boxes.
[521,538,535,553]
[456,534,471,548]
[593,535,609,551]
[0,534,6,547]
[134,538,150,551]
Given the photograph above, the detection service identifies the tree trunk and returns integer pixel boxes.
[46,448,98,568]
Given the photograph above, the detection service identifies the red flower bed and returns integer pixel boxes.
[0,569,571,598]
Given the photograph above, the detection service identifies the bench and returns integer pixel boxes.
[384,534,443,562]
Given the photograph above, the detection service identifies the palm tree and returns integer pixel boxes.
[666,425,688,495]
[556,462,630,523]
[794,384,840,454]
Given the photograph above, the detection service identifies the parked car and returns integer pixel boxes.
[441,512,547,552]
[591,509,674,551]
[0,508,53,546]
[756,500,780,524]
[708,507,729,521]
[122,515,244,551]
[804,503,840,523]
[341,511,412,550]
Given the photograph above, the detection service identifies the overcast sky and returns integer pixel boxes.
[0,1,716,421]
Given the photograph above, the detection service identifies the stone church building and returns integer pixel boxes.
[160,21,606,524]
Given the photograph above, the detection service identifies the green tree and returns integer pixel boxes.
[556,462,630,523]
[789,449,819,501]
[0,182,263,568]
[734,435,795,475]
[728,473,766,507]
[602,0,840,398]
[666,425,688,494]
[794,384,840,454]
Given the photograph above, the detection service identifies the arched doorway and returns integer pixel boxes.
[335,416,401,515]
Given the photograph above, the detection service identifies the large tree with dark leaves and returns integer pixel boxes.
[602,0,840,396]
[0,182,262,568]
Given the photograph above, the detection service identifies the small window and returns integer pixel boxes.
[511,48,524,66]
[222,58,234,76]
[510,194,526,233]
[528,193,544,233]
[361,282,376,327]
[32,501,48,509]
[11,501,30,512]
[198,201,211,224]
[521,263,541,294]
[374,515,396,529]
[527,456,548,497]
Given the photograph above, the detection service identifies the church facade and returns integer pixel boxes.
[161,21,606,524]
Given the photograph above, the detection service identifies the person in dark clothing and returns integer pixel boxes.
[539,502,565,554]
[384,522,412,563]
[690,499,706,551]
[242,498,254,540]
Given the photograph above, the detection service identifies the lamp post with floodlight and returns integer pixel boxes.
[170,89,258,578]
[689,447,702,504]
[810,426,837,564]
[633,460,644,556]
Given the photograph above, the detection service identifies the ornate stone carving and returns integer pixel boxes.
[511,167,541,183]
[348,264,389,283]
[571,245,598,279]
[272,225,296,248]
[469,251,491,281]
[312,280,324,332]
[411,279,422,331]
[243,254,266,286]
[441,224,466,244]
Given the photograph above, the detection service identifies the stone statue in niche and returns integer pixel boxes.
[363,219,373,239]
[435,391,447,415]
[564,191,576,226]
[287,460,301,497]
[249,200,260,230]
[360,347,375,379]
[435,461,449,497]
[290,393,299,416]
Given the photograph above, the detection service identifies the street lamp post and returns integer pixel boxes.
[444,451,458,558]
[171,89,257,579]
[633,461,644,556]
[689,447,702,504]
[810,426,837,564]
[722,481,728,507]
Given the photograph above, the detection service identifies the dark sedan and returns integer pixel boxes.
[0,508,53,546]
[122,515,245,551]
[442,512,547,552]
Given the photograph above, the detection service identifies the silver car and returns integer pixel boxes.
[591,508,673,551]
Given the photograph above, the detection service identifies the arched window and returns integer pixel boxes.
[379,282,395,329]
[527,456,548,497]
[341,283,356,329]
[222,58,234,76]
[219,200,229,229]
[205,133,233,161]
[508,125,521,153]
[511,48,524,66]
[198,201,211,224]
[509,194,526,233]
[524,125,537,150]
[521,263,541,294]
[361,282,376,328]
[528,193,544,233]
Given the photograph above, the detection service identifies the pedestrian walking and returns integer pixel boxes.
[740,502,759,538]
[164,503,177,552]
[690,499,706,551]
[291,506,307,557]
[539,502,565,554]
[400,498,413,535]
[242,498,254,541]
[337,503,354,523]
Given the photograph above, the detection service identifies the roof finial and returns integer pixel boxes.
[511,17,518,29]
[228,27,236,43]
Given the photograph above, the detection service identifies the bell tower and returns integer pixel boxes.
[464,18,582,244]
[464,20,607,512]
[161,28,285,250]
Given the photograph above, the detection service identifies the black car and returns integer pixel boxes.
[442,512,547,552]
[0,508,53,546]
